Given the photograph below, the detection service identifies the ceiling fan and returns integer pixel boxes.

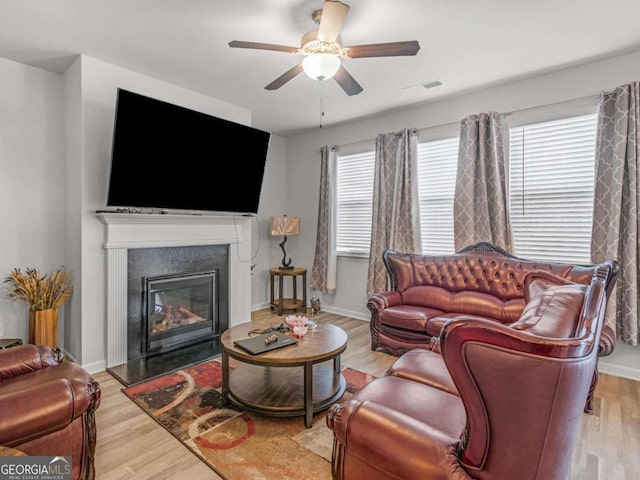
[228,0,420,96]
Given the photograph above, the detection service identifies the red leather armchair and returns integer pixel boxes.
[0,344,101,480]
[327,265,610,480]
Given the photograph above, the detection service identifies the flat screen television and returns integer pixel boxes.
[106,88,271,215]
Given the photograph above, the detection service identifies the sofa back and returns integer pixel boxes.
[383,242,616,323]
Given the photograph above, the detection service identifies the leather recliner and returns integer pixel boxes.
[0,344,101,480]
[327,265,610,480]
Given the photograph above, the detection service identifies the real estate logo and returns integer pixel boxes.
[0,456,71,480]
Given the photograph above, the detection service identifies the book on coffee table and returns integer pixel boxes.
[233,331,298,355]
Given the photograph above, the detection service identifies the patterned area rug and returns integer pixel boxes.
[122,358,375,480]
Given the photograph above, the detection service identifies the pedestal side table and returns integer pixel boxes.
[269,267,307,316]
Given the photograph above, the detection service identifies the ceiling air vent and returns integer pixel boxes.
[422,80,443,89]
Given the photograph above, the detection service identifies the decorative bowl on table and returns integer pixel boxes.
[292,325,308,338]
[285,315,315,337]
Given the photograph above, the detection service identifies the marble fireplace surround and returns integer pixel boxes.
[98,212,252,368]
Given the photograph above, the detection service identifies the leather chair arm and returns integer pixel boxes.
[0,344,63,381]
[598,324,616,356]
[327,399,469,480]
[367,291,402,312]
[0,378,77,446]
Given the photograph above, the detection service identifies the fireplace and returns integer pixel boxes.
[143,270,218,355]
[98,212,253,369]
[126,244,229,362]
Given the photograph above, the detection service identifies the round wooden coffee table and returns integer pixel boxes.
[220,318,347,428]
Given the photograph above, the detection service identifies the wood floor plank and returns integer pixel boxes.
[93,309,640,479]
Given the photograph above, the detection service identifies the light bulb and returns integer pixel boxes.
[302,54,341,81]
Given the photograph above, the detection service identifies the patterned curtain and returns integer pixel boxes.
[591,82,640,346]
[453,112,513,252]
[366,128,421,296]
[310,145,338,295]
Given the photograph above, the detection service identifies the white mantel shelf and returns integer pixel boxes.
[97,212,248,249]
[97,211,253,367]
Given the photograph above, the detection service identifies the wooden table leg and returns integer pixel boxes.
[221,348,230,400]
[278,273,284,316]
[293,274,297,308]
[304,362,313,428]
[302,271,307,313]
[270,272,275,311]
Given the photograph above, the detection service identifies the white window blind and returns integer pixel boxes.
[509,114,597,263]
[336,151,375,256]
[417,138,458,254]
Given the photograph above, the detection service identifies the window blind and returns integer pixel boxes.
[509,114,597,263]
[336,151,375,256]
[417,138,458,254]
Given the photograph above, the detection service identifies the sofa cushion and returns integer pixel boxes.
[386,349,458,396]
[425,313,492,337]
[378,305,444,333]
[510,270,587,338]
[401,285,525,323]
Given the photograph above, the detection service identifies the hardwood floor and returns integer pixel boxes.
[93,309,640,479]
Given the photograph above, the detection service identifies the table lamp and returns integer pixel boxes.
[270,215,300,270]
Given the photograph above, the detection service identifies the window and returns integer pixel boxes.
[336,151,375,256]
[417,138,458,254]
[509,114,597,263]
[334,111,598,262]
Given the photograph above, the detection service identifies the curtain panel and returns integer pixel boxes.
[310,145,338,295]
[366,128,421,296]
[453,112,513,252]
[591,82,640,346]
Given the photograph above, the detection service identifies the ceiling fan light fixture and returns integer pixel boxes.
[302,53,341,81]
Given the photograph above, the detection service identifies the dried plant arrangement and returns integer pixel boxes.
[5,267,73,311]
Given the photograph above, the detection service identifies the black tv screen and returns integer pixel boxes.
[107,88,271,214]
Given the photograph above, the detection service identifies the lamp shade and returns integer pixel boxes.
[270,216,300,237]
[302,54,341,81]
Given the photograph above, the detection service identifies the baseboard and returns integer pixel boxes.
[320,305,369,322]
[598,362,640,381]
[82,358,107,375]
[62,348,106,375]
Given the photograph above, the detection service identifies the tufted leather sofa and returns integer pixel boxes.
[328,265,611,480]
[368,242,619,359]
[0,344,101,480]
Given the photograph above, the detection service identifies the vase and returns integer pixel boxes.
[28,308,58,348]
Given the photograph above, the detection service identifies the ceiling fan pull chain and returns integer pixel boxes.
[319,82,325,129]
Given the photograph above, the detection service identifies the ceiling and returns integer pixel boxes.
[1,0,640,138]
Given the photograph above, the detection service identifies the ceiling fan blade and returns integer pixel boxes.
[265,64,304,90]
[317,0,350,43]
[345,41,420,58]
[333,65,363,96]
[229,40,299,54]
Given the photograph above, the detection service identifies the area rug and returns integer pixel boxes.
[122,358,375,480]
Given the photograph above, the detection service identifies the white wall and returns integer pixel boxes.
[0,53,288,371]
[286,49,640,379]
[251,133,291,309]
[73,55,287,371]
[0,58,66,342]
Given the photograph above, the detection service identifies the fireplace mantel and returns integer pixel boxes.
[97,212,252,367]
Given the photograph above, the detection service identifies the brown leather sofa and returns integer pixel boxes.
[0,344,101,480]
[368,242,618,357]
[327,265,611,480]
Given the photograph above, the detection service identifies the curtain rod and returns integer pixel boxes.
[333,91,607,151]
[502,92,601,117]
